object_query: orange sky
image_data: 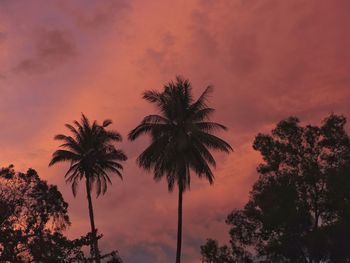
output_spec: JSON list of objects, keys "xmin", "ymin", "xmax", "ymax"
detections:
[{"xmin": 1, "ymin": 1, "xmax": 350, "ymax": 262}]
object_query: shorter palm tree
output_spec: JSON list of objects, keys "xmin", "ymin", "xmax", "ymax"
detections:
[
  {"xmin": 128, "ymin": 76, "xmax": 232, "ymax": 263},
  {"xmin": 49, "ymin": 114, "xmax": 127, "ymax": 263}
]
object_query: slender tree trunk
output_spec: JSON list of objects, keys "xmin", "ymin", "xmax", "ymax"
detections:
[
  {"xmin": 86, "ymin": 178, "xmax": 101, "ymax": 263},
  {"xmin": 176, "ymin": 184, "xmax": 183, "ymax": 263}
]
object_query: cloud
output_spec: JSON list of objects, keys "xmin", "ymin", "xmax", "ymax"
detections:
[
  {"xmin": 57, "ymin": 0, "xmax": 130, "ymax": 30},
  {"xmin": 190, "ymin": 10, "xmax": 218, "ymax": 57},
  {"xmin": 228, "ymin": 33, "xmax": 260, "ymax": 76},
  {"xmin": 0, "ymin": 32, "xmax": 5, "ymax": 42},
  {"xmin": 1, "ymin": 0, "xmax": 350, "ymax": 262},
  {"xmin": 14, "ymin": 29, "xmax": 77, "ymax": 74},
  {"xmin": 138, "ymin": 31, "xmax": 179, "ymax": 75}
]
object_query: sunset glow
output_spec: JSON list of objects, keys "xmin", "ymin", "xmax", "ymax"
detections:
[{"xmin": 1, "ymin": 1, "xmax": 350, "ymax": 262}]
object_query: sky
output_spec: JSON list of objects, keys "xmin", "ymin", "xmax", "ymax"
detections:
[{"xmin": 0, "ymin": 0, "xmax": 350, "ymax": 262}]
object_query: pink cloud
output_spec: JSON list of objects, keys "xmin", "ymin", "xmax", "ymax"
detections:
[{"xmin": 0, "ymin": 0, "xmax": 349, "ymax": 262}]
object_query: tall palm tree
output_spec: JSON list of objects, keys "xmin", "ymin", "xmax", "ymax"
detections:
[
  {"xmin": 128, "ymin": 76, "xmax": 232, "ymax": 263},
  {"xmin": 49, "ymin": 114, "xmax": 127, "ymax": 263}
]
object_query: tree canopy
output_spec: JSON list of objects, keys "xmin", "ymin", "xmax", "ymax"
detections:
[
  {"xmin": 201, "ymin": 114, "xmax": 350, "ymax": 262},
  {"xmin": 0, "ymin": 165, "xmax": 122, "ymax": 262},
  {"xmin": 0, "ymin": 165, "xmax": 92, "ymax": 262}
]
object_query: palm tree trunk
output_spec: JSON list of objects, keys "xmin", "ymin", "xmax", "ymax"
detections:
[
  {"xmin": 176, "ymin": 185, "xmax": 183, "ymax": 263},
  {"xmin": 86, "ymin": 178, "xmax": 101, "ymax": 263}
]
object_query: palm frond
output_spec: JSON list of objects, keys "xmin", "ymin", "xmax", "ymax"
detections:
[
  {"xmin": 64, "ymin": 163, "xmax": 80, "ymax": 179},
  {"xmin": 73, "ymin": 120, "xmax": 83, "ymax": 132},
  {"xmin": 195, "ymin": 122, "xmax": 228, "ymax": 132},
  {"xmin": 49, "ymin": 150, "xmax": 80, "ymax": 166},
  {"xmin": 65, "ymin": 124, "xmax": 79, "ymax": 136},
  {"xmin": 128, "ymin": 123, "xmax": 170, "ymax": 141},
  {"xmin": 196, "ymin": 131, "xmax": 233, "ymax": 153},
  {"xmin": 81, "ymin": 114, "xmax": 91, "ymax": 130},
  {"xmin": 54, "ymin": 134, "xmax": 68, "ymax": 141},
  {"xmin": 71, "ymin": 176, "xmax": 80, "ymax": 197},
  {"xmin": 192, "ymin": 108, "xmax": 215, "ymax": 122},
  {"xmin": 142, "ymin": 114, "xmax": 170, "ymax": 124},
  {"xmin": 189, "ymin": 85, "xmax": 213, "ymax": 113},
  {"xmin": 143, "ymin": 90, "xmax": 162, "ymax": 104},
  {"xmin": 102, "ymin": 119, "xmax": 112, "ymax": 127},
  {"xmin": 192, "ymin": 140, "xmax": 216, "ymax": 167},
  {"xmin": 104, "ymin": 130, "xmax": 122, "ymax": 142}
]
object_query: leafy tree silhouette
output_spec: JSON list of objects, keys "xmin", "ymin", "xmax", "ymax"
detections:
[
  {"xmin": 201, "ymin": 114, "xmax": 350, "ymax": 262},
  {"xmin": 129, "ymin": 76, "xmax": 232, "ymax": 263},
  {"xmin": 49, "ymin": 114, "xmax": 127, "ymax": 263},
  {"xmin": 0, "ymin": 165, "xmax": 91, "ymax": 262}
]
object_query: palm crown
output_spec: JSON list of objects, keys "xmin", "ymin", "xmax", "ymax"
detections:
[
  {"xmin": 129, "ymin": 76, "xmax": 232, "ymax": 191},
  {"xmin": 49, "ymin": 114, "xmax": 127, "ymax": 196}
]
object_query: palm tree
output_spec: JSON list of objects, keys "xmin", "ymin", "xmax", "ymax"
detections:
[
  {"xmin": 128, "ymin": 76, "xmax": 232, "ymax": 263},
  {"xmin": 49, "ymin": 114, "xmax": 127, "ymax": 263}
]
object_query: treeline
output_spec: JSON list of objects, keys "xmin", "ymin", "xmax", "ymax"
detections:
[{"xmin": 0, "ymin": 76, "xmax": 349, "ymax": 263}]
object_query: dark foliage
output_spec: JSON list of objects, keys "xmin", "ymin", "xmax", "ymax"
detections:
[
  {"xmin": 129, "ymin": 76, "xmax": 232, "ymax": 192},
  {"xmin": 200, "ymin": 238, "xmax": 250, "ymax": 263},
  {"xmin": 0, "ymin": 165, "xmax": 91, "ymax": 262},
  {"xmin": 201, "ymin": 114, "xmax": 350, "ymax": 262},
  {"xmin": 49, "ymin": 114, "xmax": 127, "ymax": 197}
]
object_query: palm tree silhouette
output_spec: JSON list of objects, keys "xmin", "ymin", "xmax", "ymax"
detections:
[
  {"xmin": 49, "ymin": 114, "xmax": 127, "ymax": 263},
  {"xmin": 128, "ymin": 76, "xmax": 232, "ymax": 263}
]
